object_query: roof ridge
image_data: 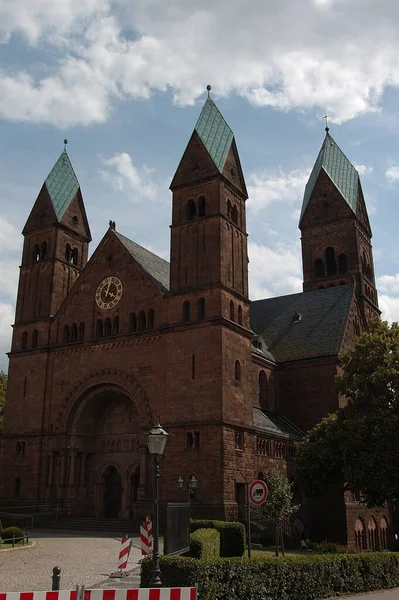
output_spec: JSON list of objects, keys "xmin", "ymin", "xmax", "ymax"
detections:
[
  {"xmin": 45, "ymin": 149, "xmax": 80, "ymax": 221},
  {"xmin": 194, "ymin": 97, "xmax": 234, "ymax": 173}
]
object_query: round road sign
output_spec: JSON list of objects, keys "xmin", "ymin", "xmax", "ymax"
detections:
[{"xmin": 249, "ymin": 479, "xmax": 268, "ymax": 505}]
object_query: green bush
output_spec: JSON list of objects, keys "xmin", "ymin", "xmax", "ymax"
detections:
[
  {"xmin": 1, "ymin": 526, "xmax": 24, "ymax": 544},
  {"xmin": 190, "ymin": 519, "xmax": 245, "ymax": 557},
  {"xmin": 141, "ymin": 552, "xmax": 399, "ymax": 600},
  {"xmin": 190, "ymin": 528, "xmax": 220, "ymax": 559}
]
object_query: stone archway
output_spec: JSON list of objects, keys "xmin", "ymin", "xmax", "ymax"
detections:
[{"xmin": 103, "ymin": 466, "xmax": 122, "ymax": 518}]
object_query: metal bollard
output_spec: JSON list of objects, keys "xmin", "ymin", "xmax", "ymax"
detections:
[{"xmin": 52, "ymin": 566, "xmax": 61, "ymax": 591}]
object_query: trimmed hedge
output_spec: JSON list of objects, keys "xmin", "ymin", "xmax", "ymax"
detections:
[
  {"xmin": 190, "ymin": 519, "xmax": 245, "ymax": 557},
  {"xmin": 1, "ymin": 526, "xmax": 24, "ymax": 544},
  {"xmin": 190, "ymin": 528, "xmax": 220, "ymax": 559},
  {"xmin": 141, "ymin": 552, "xmax": 399, "ymax": 600}
]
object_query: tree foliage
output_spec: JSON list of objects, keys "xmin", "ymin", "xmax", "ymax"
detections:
[
  {"xmin": 0, "ymin": 371, "xmax": 7, "ymax": 431},
  {"xmin": 295, "ymin": 319, "xmax": 399, "ymax": 507}
]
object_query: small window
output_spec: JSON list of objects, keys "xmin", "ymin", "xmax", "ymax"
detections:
[
  {"xmin": 259, "ymin": 370, "xmax": 268, "ymax": 410},
  {"xmin": 65, "ymin": 244, "xmax": 72, "ymax": 262},
  {"xmin": 338, "ymin": 254, "xmax": 347, "ymax": 273},
  {"xmin": 129, "ymin": 312, "xmax": 137, "ymax": 333},
  {"xmin": 314, "ymin": 258, "xmax": 325, "ymax": 278},
  {"xmin": 235, "ymin": 431, "xmax": 244, "ymax": 450},
  {"xmin": 32, "ymin": 244, "xmax": 40, "ymax": 263},
  {"xmin": 112, "ymin": 316, "xmax": 119, "ymax": 335},
  {"xmin": 70, "ymin": 323, "xmax": 78, "ymax": 342},
  {"xmin": 63, "ymin": 325, "xmax": 70, "ymax": 343},
  {"xmin": 32, "ymin": 329, "xmax": 38, "ymax": 348},
  {"xmin": 198, "ymin": 298, "xmax": 205, "ymax": 320},
  {"xmin": 16, "ymin": 441, "xmax": 25, "ymax": 456},
  {"xmin": 183, "ymin": 301, "xmax": 190, "ymax": 323},
  {"xmin": 198, "ymin": 196, "xmax": 206, "ymax": 217},
  {"xmin": 231, "ymin": 205, "xmax": 238, "ymax": 225},
  {"xmin": 238, "ymin": 305, "xmax": 243, "ymax": 325},
  {"xmin": 79, "ymin": 322, "xmax": 85, "ymax": 341},
  {"xmin": 235, "ymin": 359, "xmax": 241, "ymax": 382},
  {"xmin": 226, "ymin": 199, "xmax": 232, "ymax": 219},
  {"xmin": 21, "ymin": 331, "xmax": 28, "ymax": 350},
  {"xmin": 186, "ymin": 431, "xmax": 200, "ymax": 449},
  {"xmin": 40, "ymin": 241, "xmax": 47, "ymax": 260},
  {"xmin": 187, "ymin": 199, "xmax": 196, "ymax": 220},
  {"xmin": 229, "ymin": 300, "xmax": 235, "ymax": 321},
  {"xmin": 147, "ymin": 309, "xmax": 154, "ymax": 329},
  {"xmin": 138, "ymin": 310, "xmax": 146, "ymax": 331},
  {"xmin": 96, "ymin": 319, "xmax": 103, "ymax": 338},
  {"xmin": 72, "ymin": 215, "xmax": 79, "ymax": 226},
  {"xmin": 325, "ymin": 247, "xmax": 337, "ymax": 275},
  {"xmin": 14, "ymin": 477, "xmax": 21, "ymax": 498},
  {"xmin": 71, "ymin": 247, "xmax": 78, "ymax": 266},
  {"xmin": 104, "ymin": 318, "xmax": 112, "ymax": 336}
]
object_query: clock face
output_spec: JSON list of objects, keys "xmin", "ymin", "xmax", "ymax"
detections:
[{"xmin": 95, "ymin": 277, "xmax": 123, "ymax": 310}]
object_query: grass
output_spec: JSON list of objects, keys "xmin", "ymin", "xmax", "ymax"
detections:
[
  {"xmin": 0, "ymin": 539, "xmax": 32, "ymax": 550},
  {"xmin": 248, "ymin": 547, "xmax": 321, "ymax": 558}
]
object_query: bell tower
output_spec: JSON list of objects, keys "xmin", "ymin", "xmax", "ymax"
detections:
[
  {"xmin": 169, "ymin": 88, "xmax": 249, "ymax": 301},
  {"xmin": 299, "ymin": 128, "xmax": 379, "ymax": 326},
  {"xmin": 12, "ymin": 141, "xmax": 91, "ymax": 350}
]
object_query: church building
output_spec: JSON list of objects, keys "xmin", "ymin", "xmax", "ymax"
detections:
[{"xmin": 0, "ymin": 94, "xmax": 390, "ymax": 549}]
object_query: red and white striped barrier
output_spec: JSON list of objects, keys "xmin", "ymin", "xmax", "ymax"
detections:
[
  {"xmin": 0, "ymin": 589, "xmax": 196, "ymax": 600},
  {"xmin": 140, "ymin": 515, "xmax": 153, "ymax": 556},
  {"xmin": 117, "ymin": 536, "xmax": 132, "ymax": 570}
]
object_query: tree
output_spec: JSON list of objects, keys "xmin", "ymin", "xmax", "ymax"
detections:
[
  {"xmin": 295, "ymin": 319, "xmax": 399, "ymax": 507},
  {"xmin": 0, "ymin": 371, "xmax": 7, "ymax": 431},
  {"xmin": 253, "ymin": 470, "xmax": 298, "ymax": 556}
]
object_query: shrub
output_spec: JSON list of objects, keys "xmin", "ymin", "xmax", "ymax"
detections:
[
  {"xmin": 190, "ymin": 519, "xmax": 245, "ymax": 557},
  {"xmin": 1, "ymin": 526, "xmax": 24, "ymax": 544},
  {"xmin": 141, "ymin": 552, "xmax": 399, "ymax": 600},
  {"xmin": 190, "ymin": 528, "xmax": 220, "ymax": 559}
]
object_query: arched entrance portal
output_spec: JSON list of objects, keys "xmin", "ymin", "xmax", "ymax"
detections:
[{"xmin": 103, "ymin": 466, "xmax": 122, "ymax": 518}]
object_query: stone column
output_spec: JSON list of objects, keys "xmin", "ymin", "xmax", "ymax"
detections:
[
  {"xmin": 137, "ymin": 445, "xmax": 147, "ymax": 500},
  {"xmin": 79, "ymin": 453, "xmax": 87, "ymax": 487},
  {"xmin": 60, "ymin": 451, "xmax": 66, "ymax": 486},
  {"xmin": 48, "ymin": 452, "xmax": 55, "ymax": 486},
  {"xmin": 69, "ymin": 451, "xmax": 77, "ymax": 486}
]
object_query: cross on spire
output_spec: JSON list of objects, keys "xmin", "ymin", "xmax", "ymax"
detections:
[{"xmin": 322, "ymin": 114, "xmax": 330, "ymax": 132}]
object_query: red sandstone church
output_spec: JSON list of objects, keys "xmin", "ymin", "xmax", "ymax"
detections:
[{"xmin": 0, "ymin": 95, "xmax": 390, "ymax": 548}]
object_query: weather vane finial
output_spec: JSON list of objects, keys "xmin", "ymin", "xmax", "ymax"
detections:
[
  {"xmin": 322, "ymin": 114, "xmax": 330, "ymax": 133},
  {"xmin": 206, "ymin": 84, "xmax": 211, "ymax": 98},
  {"xmin": 63, "ymin": 139, "xmax": 68, "ymax": 151}
]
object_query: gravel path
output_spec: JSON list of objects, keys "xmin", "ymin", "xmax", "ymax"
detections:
[{"xmin": 0, "ymin": 530, "xmax": 143, "ymax": 592}]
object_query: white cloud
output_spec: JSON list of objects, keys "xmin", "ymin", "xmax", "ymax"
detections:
[
  {"xmin": 385, "ymin": 165, "xmax": 399, "ymax": 184},
  {"xmin": 354, "ymin": 164, "xmax": 373, "ymax": 175},
  {"xmin": 248, "ymin": 241, "xmax": 302, "ymax": 300},
  {"xmin": 2, "ymin": 1, "xmax": 399, "ymax": 125},
  {"xmin": 247, "ymin": 168, "xmax": 310, "ymax": 212},
  {"xmin": 100, "ymin": 152, "xmax": 157, "ymax": 201},
  {"xmin": 378, "ymin": 294, "xmax": 399, "ymax": 324},
  {"xmin": 0, "ymin": 218, "xmax": 22, "ymax": 253},
  {"xmin": 377, "ymin": 273, "xmax": 399, "ymax": 295},
  {"xmin": 0, "ymin": 303, "xmax": 14, "ymax": 371}
]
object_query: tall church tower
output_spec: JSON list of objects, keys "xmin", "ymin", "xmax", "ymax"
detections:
[
  {"xmin": 12, "ymin": 142, "xmax": 91, "ymax": 352},
  {"xmin": 170, "ymin": 90, "xmax": 249, "ymax": 306},
  {"xmin": 299, "ymin": 129, "xmax": 379, "ymax": 326}
]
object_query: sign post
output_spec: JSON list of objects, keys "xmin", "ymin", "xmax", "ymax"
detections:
[{"xmin": 247, "ymin": 479, "xmax": 268, "ymax": 558}]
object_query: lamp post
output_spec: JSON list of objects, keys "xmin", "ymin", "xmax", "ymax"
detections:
[
  {"xmin": 177, "ymin": 474, "xmax": 198, "ymax": 499},
  {"xmin": 147, "ymin": 417, "xmax": 169, "ymax": 588}
]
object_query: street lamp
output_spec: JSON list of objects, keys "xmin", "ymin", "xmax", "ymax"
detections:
[
  {"xmin": 178, "ymin": 474, "xmax": 198, "ymax": 498},
  {"xmin": 147, "ymin": 417, "xmax": 169, "ymax": 588}
]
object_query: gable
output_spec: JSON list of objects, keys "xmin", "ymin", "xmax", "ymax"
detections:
[
  {"xmin": 300, "ymin": 169, "xmax": 356, "ymax": 228},
  {"xmin": 170, "ymin": 131, "xmax": 220, "ymax": 190},
  {"xmin": 221, "ymin": 139, "xmax": 248, "ymax": 198},
  {"xmin": 59, "ymin": 189, "xmax": 92, "ymax": 241},
  {"xmin": 22, "ymin": 184, "xmax": 58, "ymax": 234}
]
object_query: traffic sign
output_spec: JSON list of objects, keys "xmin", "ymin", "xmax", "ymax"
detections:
[{"xmin": 249, "ymin": 479, "xmax": 268, "ymax": 505}]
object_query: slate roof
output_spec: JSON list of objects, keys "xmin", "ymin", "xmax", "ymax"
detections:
[
  {"xmin": 250, "ymin": 285, "xmax": 354, "ymax": 363},
  {"xmin": 253, "ymin": 407, "xmax": 303, "ymax": 440},
  {"xmin": 300, "ymin": 132, "xmax": 359, "ymax": 223},
  {"xmin": 195, "ymin": 97, "xmax": 234, "ymax": 173},
  {"xmin": 114, "ymin": 231, "xmax": 170, "ymax": 295},
  {"xmin": 45, "ymin": 150, "xmax": 80, "ymax": 221}
]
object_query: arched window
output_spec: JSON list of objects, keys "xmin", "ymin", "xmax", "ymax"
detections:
[
  {"xmin": 138, "ymin": 310, "xmax": 146, "ymax": 331},
  {"xmin": 40, "ymin": 241, "xmax": 47, "ymax": 260},
  {"xmin": 183, "ymin": 301, "xmax": 190, "ymax": 323},
  {"xmin": 198, "ymin": 196, "xmax": 206, "ymax": 217},
  {"xmin": 380, "ymin": 517, "xmax": 388, "ymax": 550},
  {"xmin": 104, "ymin": 318, "xmax": 112, "ymax": 336},
  {"xmin": 235, "ymin": 359, "xmax": 241, "ymax": 382},
  {"xmin": 32, "ymin": 329, "xmax": 38, "ymax": 348},
  {"xmin": 112, "ymin": 316, "xmax": 119, "ymax": 335},
  {"xmin": 21, "ymin": 331, "xmax": 27, "ymax": 350},
  {"xmin": 314, "ymin": 258, "xmax": 325, "ymax": 278},
  {"xmin": 79, "ymin": 322, "xmax": 85, "ymax": 341},
  {"xmin": 147, "ymin": 309, "xmax": 154, "ymax": 329},
  {"xmin": 129, "ymin": 312, "xmax": 137, "ymax": 333},
  {"xmin": 338, "ymin": 254, "xmax": 347, "ymax": 273},
  {"xmin": 229, "ymin": 300, "xmax": 235, "ymax": 321},
  {"xmin": 259, "ymin": 370, "xmax": 268, "ymax": 410},
  {"xmin": 71, "ymin": 247, "xmax": 78, "ymax": 266},
  {"xmin": 226, "ymin": 199, "xmax": 232, "ymax": 219},
  {"xmin": 63, "ymin": 325, "xmax": 70, "ymax": 343},
  {"xmin": 231, "ymin": 205, "xmax": 238, "ymax": 224},
  {"xmin": 65, "ymin": 244, "xmax": 72, "ymax": 262},
  {"xmin": 368, "ymin": 517, "xmax": 378, "ymax": 551},
  {"xmin": 14, "ymin": 477, "xmax": 21, "ymax": 498},
  {"xmin": 70, "ymin": 323, "xmax": 78, "ymax": 342},
  {"xmin": 198, "ymin": 298, "xmax": 205, "ymax": 320},
  {"xmin": 238, "ymin": 305, "xmax": 243, "ymax": 325},
  {"xmin": 187, "ymin": 199, "xmax": 196, "ymax": 220},
  {"xmin": 32, "ymin": 244, "xmax": 40, "ymax": 263},
  {"xmin": 96, "ymin": 319, "xmax": 103, "ymax": 338},
  {"xmin": 325, "ymin": 247, "xmax": 337, "ymax": 275}
]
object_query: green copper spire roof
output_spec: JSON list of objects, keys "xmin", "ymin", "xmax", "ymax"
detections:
[
  {"xmin": 300, "ymin": 132, "xmax": 359, "ymax": 223},
  {"xmin": 195, "ymin": 96, "xmax": 234, "ymax": 173},
  {"xmin": 45, "ymin": 147, "xmax": 80, "ymax": 221}
]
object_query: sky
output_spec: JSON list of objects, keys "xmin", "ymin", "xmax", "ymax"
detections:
[{"xmin": 1, "ymin": 0, "xmax": 399, "ymax": 371}]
